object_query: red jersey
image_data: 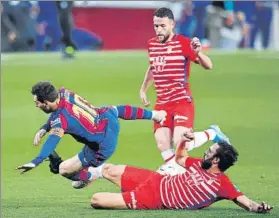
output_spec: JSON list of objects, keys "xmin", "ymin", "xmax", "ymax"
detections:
[
  {"xmin": 159, "ymin": 158, "xmax": 243, "ymax": 210},
  {"xmin": 147, "ymin": 34, "xmax": 197, "ymax": 105}
]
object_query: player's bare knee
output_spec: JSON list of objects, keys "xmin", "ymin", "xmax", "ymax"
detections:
[
  {"xmin": 104, "ymin": 165, "xmax": 126, "ymax": 179},
  {"xmin": 90, "ymin": 193, "xmax": 103, "ymax": 209},
  {"xmin": 102, "ymin": 163, "xmax": 115, "ymax": 178},
  {"xmin": 156, "ymin": 137, "xmax": 171, "ymax": 151},
  {"xmin": 58, "ymin": 161, "xmax": 71, "ymax": 175},
  {"xmin": 155, "ymin": 128, "xmax": 172, "ymax": 152}
]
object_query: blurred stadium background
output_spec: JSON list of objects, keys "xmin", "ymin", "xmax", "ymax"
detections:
[
  {"xmin": 1, "ymin": 1, "xmax": 279, "ymax": 52},
  {"xmin": 2, "ymin": 1, "xmax": 279, "ymax": 218}
]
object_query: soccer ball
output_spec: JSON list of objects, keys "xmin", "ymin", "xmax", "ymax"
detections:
[{"xmin": 157, "ymin": 162, "xmax": 186, "ymax": 176}]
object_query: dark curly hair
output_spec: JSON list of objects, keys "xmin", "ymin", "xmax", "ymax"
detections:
[
  {"xmin": 31, "ymin": 81, "xmax": 58, "ymax": 103},
  {"xmin": 215, "ymin": 140, "xmax": 239, "ymax": 172}
]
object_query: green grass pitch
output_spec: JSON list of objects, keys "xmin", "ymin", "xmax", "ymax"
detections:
[{"xmin": 2, "ymin": 50, "xmax": 279, "ymax": 217}]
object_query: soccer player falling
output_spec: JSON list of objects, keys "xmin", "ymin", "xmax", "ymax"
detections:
[
  {"xmin": 88, "ymin": 129, "xmax": 273, "ymax": 214},
  {"xmin": 140, "ymin": 7, "xmax": 219, "ymax": 174},
  {"xmin": 16, "ymin": 81, "xmax": 167, "ymax": 185}
]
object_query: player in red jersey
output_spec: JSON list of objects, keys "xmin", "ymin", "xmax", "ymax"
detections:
[
  {"xmin": 88, "ymin": 129, "xmax": 273, "ymax": 213},
  {"xmin": 140, "ymin": 7, "xmax": 214, "ymax": 171}
]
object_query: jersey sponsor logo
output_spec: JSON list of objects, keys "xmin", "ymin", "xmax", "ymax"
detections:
[
  {"xmin": 176, "ymin": 120, "xmax": 186, "ymax": 123},
  {"xmin": 174, "ymin": 115, "xmax": 188, "ymax": 121},
  {"xmin": 64, "ymin": 90, "xmax": 70, "ymax": 100},
  {"xmin": 167, "ymin": 45, "xmax": 172, "ymax": 54},
  {"xmin": 50, "ymin": 118, "xmax": 61, "ymax": 127},
  {"xmin": 153, "ymin": 56, "xmax": 166, "ymax": 72},
  {"xmin": 207, "ymin": 178, "xmax": 217, "ymax": 185}
]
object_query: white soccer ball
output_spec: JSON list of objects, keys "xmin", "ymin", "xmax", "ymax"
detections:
[{"xmin": 157, "ymin": 162, "xmax": 186, "ymax": 176}]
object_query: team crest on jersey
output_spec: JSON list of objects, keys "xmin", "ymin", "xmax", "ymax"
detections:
[
  {"xmin": 207, "ymin": 177, "xmax": 217, "ymax": 185},
  {"xmin": 64, "ymin": 90, "xmax": 70, "ymax": 100},
  {"xmin": 152, "ymin": 56, "xmax": 166, "ymax": 72},
  {"xmin": 167, "ymin": 45, "xmax": 172, "ymax": 54}
]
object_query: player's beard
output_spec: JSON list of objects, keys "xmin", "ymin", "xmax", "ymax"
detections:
[
  {"xmin": 41, "ymin": 107, "xmax": 53, "ymax": 114},
  {"xmin": 201, "ymin": 156, "xmax": 214, "ymax": 170},
  {"xmin": 157, "ymin": 33, "xmax": 170, "ymax": 43}
]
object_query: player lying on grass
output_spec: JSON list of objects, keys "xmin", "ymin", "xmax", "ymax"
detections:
[
  {"xmin": 87, "ymin": 129, "xmax": 273, "ymax": 213},
  {"xmin": 16, "ymin": 81, "xmax": 168, "ymax": 182},
  {"xmin": 72, "ymin": 124, "xmax": 229, "ymax": 189}
]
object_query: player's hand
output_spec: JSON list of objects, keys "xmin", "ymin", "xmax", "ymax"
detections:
[
  {"xmin": 16, "ymin": 163, "xmax": 36, "ymax": 174},
  {"xmin": 182, "ymin": 128, "xmax": 194, "ymax": 142},
  {"xmin": 33, "ymin": 129, "xmax": 46, "ymax": 146},
  {"xmin": 257, "ymin": 202, "xmax": 273, "ymax": 213},
  {"xmin": 191, "ymin": 37, "xmax": 202, "ymax": 54},
  {"xmin": 8, "ymin": 31, "xmax": 17, "ymax": 42},
  {"xmin": 152, "ymin": 110, "xmax": 167, "ymax": 125},
  {"xmin": 140, "ymin": 90, "xmax": 150, "ymax": 107}
]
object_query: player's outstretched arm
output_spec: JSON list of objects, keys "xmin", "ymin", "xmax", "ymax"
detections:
[
  {"xmin": 175, "ymin": 129, "xmax": 194, "ymax": 167},
  {"xmin": 16, "ymin": 128, "xmax": 64, "ymax": 174},
  {"xmin": 234, "ymin": 195, "xmax": 273, "ymax": 213},
  {"xmin": 140, "ymin": 66, "xmax": 153, "ymax": 107}
]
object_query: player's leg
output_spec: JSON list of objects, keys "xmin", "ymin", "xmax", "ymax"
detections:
[
  {"xmin": 85, "ymin": 164, "xmax": 151, "ymax": 189},
  {"xmin": 73, "ymin": 163, "xmax": 122, "ymax": 189},
  {"xmin": 153, "ymin": 103, "xmax": 175, "ymax": 162},
  {"xmin": 91, "ymin": 192, "xmax": 128, "ymax": 209},
  {"xmin": 58, "ymin": 153, "xmax": 95, "ymax": 182},
  {"xmin": 75, "ymin": 161, "xmax": 160, "ymax": 192},
  {"xmin": 48, "ymin": 150, "xmax": 63, "ymax": 174},
  {"xmin": 154, "ymin": 124, "xmax": 187, "ymax": 176},
  {"xmin": 155, "ymin": 127, "xmax": 173, "ymax": 161},
  {"xmin": 71, "ymin": 143, "xmax": 116, "ymax": 186},
  {"xmin": 104, "ymin": 164, "xmax": 160, "ymax": 192},
  {"xmin": 47, "ymin": 150, "xmax": 89, "ymax": 181},
  {"xmin": 59, "ymin": 154, "xmax": 83, "ymax": 175},
  {"xmin": 55, "ymin": 1, "xmax": 77, "ymax": 58},
  {"xmin": 91, "ymin": 166, "xmax": 164, "ymax": 210},
  {"xmin": 174, "ymin": 126, "xmax": 215, "ymax": 151},
  {"xmin": 155, "ymin": 126, "xmax": 187, "ymax": 175},
  {"xmin": 172, "ymin": 100, "xmax": 212, "ymax": 150},
  {"xmin": 158, "ymin": 100, "xmax": 210, "ymax": 175},
  {"xmin": 172, "ymin": 100, "xmax": 230, "ymax": 150},
  {"xmin": 100, "ymin": 163, "xmax": 125, "ymax": 186},
  {"xmin": 72, "ymin": 115, "xmax": 120, "ymax": 189},
  {"xmin": 114, "ymin": 105, "xmax": 166, "ymax": 124},
  {"xmin": 73, "ymin": 116, "xmax": 162, "ymax": 189}
]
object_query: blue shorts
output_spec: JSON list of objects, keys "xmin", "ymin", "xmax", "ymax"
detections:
[{"xmin": 78, "ymin": 107, "xmax": 120, "ymax": 167}]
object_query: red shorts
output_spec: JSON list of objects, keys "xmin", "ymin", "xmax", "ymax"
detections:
[
  {"xmin": 121, "ymin": 166, "xmax": 165, "ymax": 210},
  {"xmin": 154, "ymin": 99, "xmax": 195, "ymax": 132}
]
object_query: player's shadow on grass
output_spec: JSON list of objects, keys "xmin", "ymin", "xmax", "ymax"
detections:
[
  {"xmin": 89, "ymin": 207, "xmax": 249, "ymax": 213},
  {"xmin": 88, "ymin": 208, "xmax": 277, "ymax": 217}
]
